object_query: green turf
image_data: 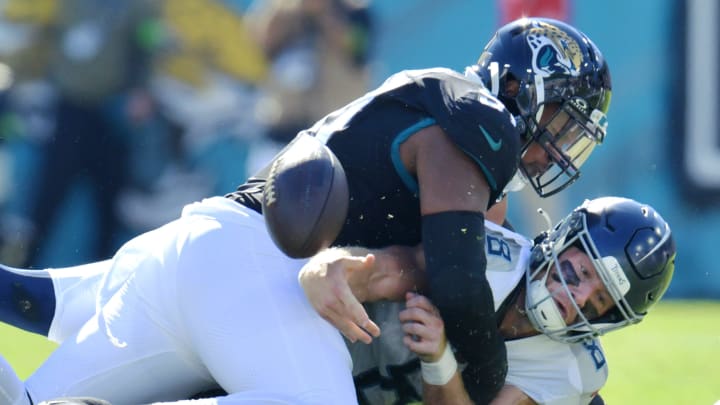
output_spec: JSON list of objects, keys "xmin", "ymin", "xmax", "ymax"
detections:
[
  {"xmin": 0, "ymin": 323, "xmax": 57, "ymax": 378},
  {"xmin": 600, "ymin": 300, "xmax": 720, "ymax": 404},
  {"xmin": 1, "ymin": 300, "xmax": 719, "ymax": 403}
]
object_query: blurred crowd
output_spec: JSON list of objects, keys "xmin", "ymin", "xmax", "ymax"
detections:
[{"xmin": 0, "ymin": 0, "xmax": 374, "ymax": 268}]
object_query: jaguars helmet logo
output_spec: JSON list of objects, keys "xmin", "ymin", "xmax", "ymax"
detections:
[{"xmin": 527, "ymin": 21, "xmax": 583, "ymax": 78}]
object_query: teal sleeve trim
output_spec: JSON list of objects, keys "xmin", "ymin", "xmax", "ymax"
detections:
[
  {"xmin": 465, "ymin": 152, "xmax": 497, "ymax": 191},
  {"xmin": 390, "ymin": 117, "xmax": 437, "ymax": 195}
]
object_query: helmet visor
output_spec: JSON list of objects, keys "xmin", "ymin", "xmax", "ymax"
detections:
[{"xmin": 524, "ymin": 99, "xmax": 608, "ymax": 197}]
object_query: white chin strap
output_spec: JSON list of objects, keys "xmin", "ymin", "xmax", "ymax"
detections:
[
  {"xmin": 534, "ymin": 75, "xmax": 545, "ymax": 122},
  {"xmin": 527, "ymin": 279, "xmax": 566, "ymax": 332},
  {"xmin": 503, "ymin": 171, "xmax": 528, "ymax": 194}
]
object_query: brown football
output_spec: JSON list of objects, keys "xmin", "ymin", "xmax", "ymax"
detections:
[{"xmin": 262, "ymin": 135, "xmax": 349, "ymax": 258}]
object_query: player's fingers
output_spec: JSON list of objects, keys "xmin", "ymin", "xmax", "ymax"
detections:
[
  {"xmin": 343, "ymin": 297, "xmax": 381, "ymax": 339},
  {"xmin": 347, "ymin": 302, "xmax": 380, "ymax": 338},
  {"xmin": 402, "ymin": 321, "xmax": 445, "ymax": 361},
  {"xmin": 402, "ymin": 317, "xmax": 441, "ymax": 338},
  {"xmin": 398, "ymin": 306, "xmax": 439, "ymax": 325},
  {"xmin": 364, "ymin": 319, "xmax": 381, "ymax": 338},
  {"xmin": 342, "ymin": 253, "xmax": 376, "ymax": 274},
  {"xmin": 401, "ymin": 319, "xmax": 429, "ymax": 337},
  {"xmin": 402, "ymin": 334, "xmax": 436, "ymax": 357},
  {"xmin": 323, "ymin": 307, "xmax": 374, "ymax": 344},
  {"xmin": 336, "ymin": 281, "xmax": 381, "ymax": 340},
  {"xmin": 339, "ymin": 280, "xmax": 379, "ymax": 337},
  {"xmin": 405, "ymin": 292, "xmax": 440, "ymax": 315},
  {"xmin": 342, "ymin": 321, "xmax": 374, "ymax": 344},
  {"xmin": 399, "ymin": 307, "xmax": 444, "ymax": 347}
]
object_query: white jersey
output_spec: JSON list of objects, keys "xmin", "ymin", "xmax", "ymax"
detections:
[{"xmin": 350, "ymin": 221, "xmax": 608, "ymax": 405}]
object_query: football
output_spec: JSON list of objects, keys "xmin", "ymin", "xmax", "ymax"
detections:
[{"xmin": 262, "ymin": 134, "xmax": 349, "ymax": 258}]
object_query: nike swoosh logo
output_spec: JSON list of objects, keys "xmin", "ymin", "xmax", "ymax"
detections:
[{"xmin": 479, "ymin": 125, "xmax": 503, "ymax": 151}]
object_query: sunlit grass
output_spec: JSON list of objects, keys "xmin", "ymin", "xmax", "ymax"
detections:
[
  {"xmin": 0, "ymin": 322, "xmax": 57, "ymax": 378},
  {"xmin": 601, "ymin": 300, "xmax": 720, "ymax": 404}
]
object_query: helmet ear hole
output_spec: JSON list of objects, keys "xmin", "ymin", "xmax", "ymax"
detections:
[
  {"xmin": 498, "ymin": 76, "xmax": 521, "ymax": 117},
  {"xmin": 503, "ymin": 76, "xmax": 520, "ymax": 97}
]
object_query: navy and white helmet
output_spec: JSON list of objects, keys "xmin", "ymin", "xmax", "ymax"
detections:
[
  {"xmin": 525, "ymin": 197, "xmax": 676, "ymax": 343},
  {"xmin": 471, "ymin": 17, "xmax": 612, "ymax": 197}
]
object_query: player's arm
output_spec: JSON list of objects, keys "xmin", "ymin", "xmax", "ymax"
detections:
[
  {"xmin": 403, "ymin": 124, "xmax": 507, "ymax": 400},
  {"xmin": 400, "ymin": 292, "xmax": 472, "ymax": 404},
  {"xmin": 486, "ymin": 198, "xmax": 508, "ymax": 226},
  {"xmin": 402, "ymin": 293, "xmax": 536, "ymax": 405},
  {"xmin": 419, "ymin": 367, "xmax": 536, "ymax": 405},
  {"xmin": 299, "ymin": 244, "xmax": 426, "ymax": 343}
]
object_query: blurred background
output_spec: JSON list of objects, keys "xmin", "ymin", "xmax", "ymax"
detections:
[{"xmin": 0, "ymin": 0, "xmax": 717, "ymax": 300}]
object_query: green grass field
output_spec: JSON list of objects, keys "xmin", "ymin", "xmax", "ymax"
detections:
[
  {"xmin": 600, "ymin": 300, "xmax": 720, "ymax": 404},
  {"xmin": 1, "ymin": 300, "xmax": 719, "ymax": 404}
]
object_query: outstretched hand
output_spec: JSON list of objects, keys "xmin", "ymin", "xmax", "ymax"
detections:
[{"xmin": 299, "ymin": 253, "xmax": 381, "ymax": 344}]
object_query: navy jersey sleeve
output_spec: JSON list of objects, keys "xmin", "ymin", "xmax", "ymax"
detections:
[{"xmin": 387, "ymin": 70, "xmax": 521, "ymax": 206}]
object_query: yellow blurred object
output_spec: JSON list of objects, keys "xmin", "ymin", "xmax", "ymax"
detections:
[
  {"xmin": 3, "ymin": 0, "xmax": 57, "ymax": 25},
  {"xmin": 160, "ymin": 0, "xmax": 268, "ymax": 87}
]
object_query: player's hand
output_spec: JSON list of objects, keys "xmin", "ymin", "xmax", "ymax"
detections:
[
  {"xmin": 399, "ymin": 292, "xmax": 447, "ymax": 362},
  {"xmin": 299, "ymin": 253, "xmax": 381, "ymax": 344}
]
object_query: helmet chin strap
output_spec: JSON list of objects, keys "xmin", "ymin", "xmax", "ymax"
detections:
[
  {"xmin": 488, "ymin": 62, "xmax": 500, "ymax": 95},
  {"xmin": 503, "ymin": 171, "xmax": 528, "ymax": 194},
  {"xmin": 526, "ymin": 277, "xmax": 567, "ymax": 333},
  {"xmin": 533, "ymin": 75, "xmax": 545, "ymax": 123}
]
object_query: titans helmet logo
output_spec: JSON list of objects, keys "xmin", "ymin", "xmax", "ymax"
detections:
[{"xmin": 527, "ymin": 22, "xmax": 583, "ymax": 78}]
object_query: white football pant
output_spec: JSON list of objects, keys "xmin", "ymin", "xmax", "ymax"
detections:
[{"xmin": 24, "ymin": 197, "xmax": 357, "ymax": 405}]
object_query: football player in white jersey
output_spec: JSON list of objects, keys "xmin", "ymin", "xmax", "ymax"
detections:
[
  {"xmin": 302, "ymin": 196, "xmax": 675, "ymax": 404},
  {"xmin": 0, "ymin": 196, "xmax": 674, "ymax": 405}
]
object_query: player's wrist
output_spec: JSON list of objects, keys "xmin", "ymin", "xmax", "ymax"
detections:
[{"xmin": 421, "ymin": 343, "xmax": 458, "ymax": 386}]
